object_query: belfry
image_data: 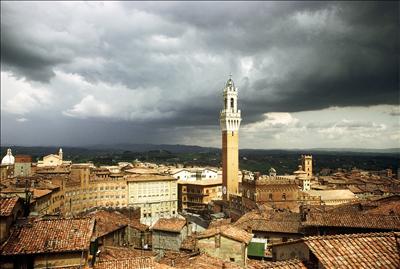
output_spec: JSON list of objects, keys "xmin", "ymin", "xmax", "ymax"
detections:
[{"xmin": 220, "ymin": 75, "xmax": 241, "ymax": 201}]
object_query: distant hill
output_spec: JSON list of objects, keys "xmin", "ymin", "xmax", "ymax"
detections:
[
  {"xmin": 1, "ymin": 144, "xmax": 398, "ymax": 174},
  {"xmin": 85, "ymin": 143, "xmax": 219, "ymax": 153}
]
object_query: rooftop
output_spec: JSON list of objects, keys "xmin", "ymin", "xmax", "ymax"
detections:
[
  {"xmin": 306, "ymin": 189, "xmax": 357, "ymax": 201},
  {"xmin": 305, "ymin": 232, "xmax": 400, "ymax": 268},
  {"xmin": 235, "ymin": 210, "xmax": 302, "ymax": 234},
  {"xmin": 94, "ymin": 257, "xmax": 172, "ymax": 269},
  {"xmin": 160, "ymin": 252, "xmax": 241, "ymax": 269},
  {"xmin": 126, "ymin": 174, "xmax": 176, "ymax": 182},
  {"xmin": 303, "ymin": 211, "xmax": 400, "ymax": 230},
  {"xmin": 87, "ymin": 210, "xmax": 148, "ymax": 238},
  {"xmin": 197, "ymin": 225, "xmax": 253, "ymax": 244},
  {"xmin": 1, "ymin": 218, "xmax": 95, "ymax": 255},
  {"xmin": 177, "ymin": 179, "xmax": 222, "ymax": 186},
  {"xmin": 0, "ymin": 196, "xmax": 20, "ymax": 217},
  {"xmin": 98, "ymin": 246, "xmax": 155, "ymax": 262},
  {"xmin": 247, "ymin": 259, "xmax": 307, "ymax": 269},
  {"xmin": 151, "ymin": 218, "xmax": 187, "ymax": 233}
]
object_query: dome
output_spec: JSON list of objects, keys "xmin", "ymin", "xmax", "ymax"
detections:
[
  {"xmin": 293, "ymin": 165, "xmax": 306, "ymax": 175},
  {"xmin": 269, "ymin": 167, "xmax": 276, "ymax": 173},
  {"xmin": 1, "ymin": 148, "xmax": 15, "ymax": 165}
]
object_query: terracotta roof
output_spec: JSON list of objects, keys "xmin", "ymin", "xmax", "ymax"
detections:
[
  {"xmin": 31, "ymin": 188, "xmax": 53, "ymax": 199},
  {"xmin": 197, "ymin": 225, "xmax": 253, "ymax": 244},
  {"xmin": 208, "ymin": 218, "xmax": 231, "ymax": 228},
  {"xmin": 160, "ymin": 252, "xmax": 242, "ymax": 269},
  {"xmin": 151, "ymin": 218, "xmax": 187, "ymax": 233},
  {"xmin": 303, "ymin": 212, "xmax": 400, "ymax": 230},
  {"xmin": 304, "ymin": 232, "xmax": 400, "ymax": 269},
  {"xmin": 126, "ymin": 174, "xmax": 176, "ymax": 182},
  {"xmin": 1, "ymin": 218, "xmax": 95, "ymax": 255},
  {"xmin": 98, "ymin": 246, "xmax": 155, "ymax": 262},
  {"xmin": 347, "ymin": 185, "xmax": 364, "ymax": 193},
  {"xmin": 88, "ymin": 210, "xmax": 148, "ymax": 238},
  {"xmin": 306, "ymin": 189, "xmax": 357, "ymax": 201},
  {"xmin": 235, "ymin": 210, "xmax": 302, "ymax": 234},
  {"xmin": 0, "ymin": 196, "xmax": 20, "ymax": 217},
  {"xmin": 94, "ymin": 257, "xmax": 172, "ymax": 269},
  {"xmin": 247, "ymin": 259, "xmax": 307, "ymax": 269},
  {"xmin": 365, "ymin": 201, "xmax": 400, "ymax": 215}
]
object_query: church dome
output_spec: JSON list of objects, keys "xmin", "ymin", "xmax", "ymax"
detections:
[
  {"xmin": 293, "ymin": 165, "xmax": 306, "ymax": 175},
  {"xmin": 1, "ymin": 148, "xmax": 15, "ymax": 165},
  {"xmin": 269, "ymin": 167, "xmax": 276, "ymax": 173}
]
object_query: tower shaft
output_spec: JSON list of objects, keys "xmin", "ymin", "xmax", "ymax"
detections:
[{"xmin": 222, "ymin": 130, "xmax": 239, "ymax": 200}]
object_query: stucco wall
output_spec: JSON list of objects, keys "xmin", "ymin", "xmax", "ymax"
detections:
[{"xmin": 198, "ymin": 235, "xmax": 246, "ymax": 267}]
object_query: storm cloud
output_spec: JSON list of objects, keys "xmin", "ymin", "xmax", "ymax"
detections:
[{"xmin": 1, "ymin": 1, "xmax": 399, "ymax": 148}]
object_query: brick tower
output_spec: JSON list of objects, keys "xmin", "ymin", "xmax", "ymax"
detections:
[{"xmin": 220, "ymin": 75, "xmax": 241, "ymax": 201}]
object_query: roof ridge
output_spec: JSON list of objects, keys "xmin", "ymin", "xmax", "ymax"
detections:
[{"xmin": 305, "ymin": 231, "xmax": 395, "ymax": 241}]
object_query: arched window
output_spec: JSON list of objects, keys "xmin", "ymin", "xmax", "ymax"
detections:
[
  {"xmin": 282, "ymin": 193, "xmax": 286, "ymax": 200},
  {"xmin": 230, "ymin": 98, "xmax": 234, "ymax": 110},
  {"xmin": 225, "ymin": 98, "xmax": 227, "ymax": 109},
  {"xmin": 269, "ymin": 193, "xmax": 273, "ymax": 200}
]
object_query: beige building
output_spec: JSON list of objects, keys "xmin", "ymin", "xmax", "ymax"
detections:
[
  {"xmin": 178, "ymin": 179, "xmax": 222, "ymax": 212},
  {"xmin": 64, "ymin": 164, "xmax": 128, "ymax": 215},
  {"xmin": 14, "ymin": 155, "xmax": 32, "ymax": 177},
  {"xmin": 220, "ymin": 76, "xmax": 241, "ymax": 201},
  {"xmin": 196, "ymin": 225, "xmax": 252, "ymax": 267},
  {"xmin": 37, "ymin": 148, "xmax": 71, "ymax": 167},
  {"xmin": 127, "ymin": 174, "xmax": 178, "ymax": 225}
]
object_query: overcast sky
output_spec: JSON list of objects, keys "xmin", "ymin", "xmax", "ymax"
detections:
[{"xmin": 1, "ymin": 1, "xmax": 399, "ymax": 149}]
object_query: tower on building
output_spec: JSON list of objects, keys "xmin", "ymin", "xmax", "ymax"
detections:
[
  {"xmin": 301, "ymin": 155, "xmax": 313, "ymax": 178},
  {"xmin": 59, "ymin": 148, "xmax": 63, "ymax": 160},
  {"xmin": 220, "ymin": 75, "xmax": 241, "ymax": 201}
]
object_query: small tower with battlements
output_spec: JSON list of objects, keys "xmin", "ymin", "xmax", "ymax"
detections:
[
  {"xmin": 220, "ymin": 75, "xmax": 242, "ymax": 201},
  {"xmin": 301, "ymin": 155, "xmax": 313, "ymax": 178}
]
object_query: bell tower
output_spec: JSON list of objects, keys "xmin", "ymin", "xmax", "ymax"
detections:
[{"xmin": 220, "ymin": 75, "xmax": 241, "ymax": 201}]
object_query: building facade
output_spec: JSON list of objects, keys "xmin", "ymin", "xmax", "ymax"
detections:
[
  {"xmin": 220, "ymin": 76, "xmax": 241, "ymax": 201},
  {"xmin": 178, "ymin": 179, "xmax": 222, "ymax": 212},
  {"xmin": 127, "ymin": 174, "xmax": 178, "ymax": 225},
  {"xmin": 14, "ymin": 155, "xmax": 32, "ymax": 177}
]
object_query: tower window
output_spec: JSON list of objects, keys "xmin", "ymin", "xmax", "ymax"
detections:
[
  {"xmin": 225, "ymin": 98, "xmax": 227, "ymax": 109},
  {"xmin": 282, "ymin": 193, "xmax": 286, "ymax": 200},
  {"xmin": 230, "ymin": 98, "xmax": 234, "ymax": 110}
]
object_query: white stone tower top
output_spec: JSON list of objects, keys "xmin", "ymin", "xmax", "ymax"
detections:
[
  {"xmin": 220, "ymin": 75, "xmax": 242, "ymax": 132},
  {"xmin": 1, "ymin": 148, "xmax": 15, "ymax": 165},
  {"xmin": 59, "ymin": 148, "xmax": 63, "ymax": 160}
]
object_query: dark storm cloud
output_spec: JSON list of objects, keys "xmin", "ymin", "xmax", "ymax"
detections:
[{"xmin": 1, "ymin": 1, "xmax": 399, "ymax": 147}]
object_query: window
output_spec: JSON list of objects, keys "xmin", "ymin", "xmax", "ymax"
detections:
[
  {"xmin": 282, "ymin": 193, "xmax": 286, "ymax": 200},
  {"xmin": 230, "ymin": 98, "xmax": 234, "ymax": 110},
  {"xmin": 230, "ymin": 258, "xmax": 235, "ymax": 262},
  {"xmin": 269, "ymin": 193, "xmax": 273, "ymax": 200}
]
